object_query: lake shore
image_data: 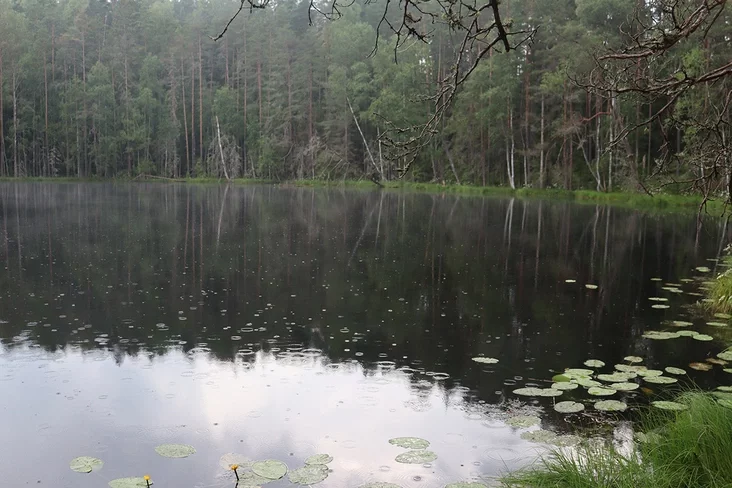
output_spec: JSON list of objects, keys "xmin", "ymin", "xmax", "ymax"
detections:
[{"xmin": 1, "ymin": 176, "xmax": 724, "ymax": 213}]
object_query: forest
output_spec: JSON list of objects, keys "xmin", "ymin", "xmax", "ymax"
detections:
[{"xmin": 0, "ymin": 0, "xmax": 729, "ymax": 193}]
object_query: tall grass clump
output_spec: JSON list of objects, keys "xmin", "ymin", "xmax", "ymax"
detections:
[
  {"xmin": 501, "ymin": 392, "xmax": 732, "ymax": 488},
  {"xmin": 703, "ymin": 256, "xmax": 732, "ymax": 315}
]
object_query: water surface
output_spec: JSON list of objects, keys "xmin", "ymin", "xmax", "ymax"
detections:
[{"xmin": 0, "ymin": 183, "xmax": 730, "ymax": 487}]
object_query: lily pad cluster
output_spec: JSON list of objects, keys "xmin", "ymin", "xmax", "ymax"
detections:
[{"xmin": 388, "ymin": 437, "xmax": 437, "ymax": 464}]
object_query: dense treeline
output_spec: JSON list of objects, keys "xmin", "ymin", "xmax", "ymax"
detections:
[{"xmin": 0, "ymin": 0, "xmax": 729, "ymax": 190}]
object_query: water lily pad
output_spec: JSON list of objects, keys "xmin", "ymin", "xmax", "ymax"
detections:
[
  {"xmin": 595, "ymin": 400, "xmax": 627, "ymax": 412},
  {"xmin": 472, "ymin": 357, "xmax": 499, "ymax": 364},
  {"xmin": 636, "ymin": 369, "xmax": 663, "ymax": 377},
  {"xmin": 588, "ymin": 387, "xmax": 616, "ymax": 396},
  {"xmin": 651, "ymin": 304, "xmax": 670, "ymax": 309},
  {"xmin": 670, "ymin": 321, "xmax": 693, "ymax": 327},
  {"xmin": 696, "ymin": 266, "xmax": 711, "ymax": 273},
  {"xmin": 717, "ymin": 386, "xmax": 732, "ymax": 392},
  {"xmin": 552, "ymin": 381, "xmax": 579, "ymax": 390},
  {"xmin": 652, "ymin": 401, "xmax": 689, "ymax": 411},
  {"xmin": 552, "ymin": 374, "xmax": 571, "ymax": 382},
  {"xmin": 718, "ymin": 399, "xmax": 732, "ymax": 409},
  {"xmin": 651, "ymin": 277, "xmax": 662, "ymax": 281},
  {"xmin": 565, "ymin": 368, "xmax": 595, "ymax": 378},
  {"xmin": 623, "ymin": 356, "xmax": 644, "ymax": 363},
  {"xmin": 554, "ymin": 401, "xmax": 585, "ymax": 413},
  {"xmin": 520, "ymin": 430, "xmax": 558, "ymax": 443},
  {"xmin": 69, "ymin": 456, "xmax": 103, "ymax": 473},
  {"xmin": 610, "ymin": 382, "xmax": 639, "ymax": 391},
  {"xmin": 234, "ymin": 471, "xmax": 270, "ymax": 486},
  {"xmin": 359, "ymin": 484, "xmax": 403, "ymax": 488},
  {"xmin": 505, "ymin": 415, "xmax": 541, "ymax": 427},
  {"xmin": 252, "ymin": 460, "xmax": 288, "ymax": 480},
  {"xmin": 550, "ymin": 435, "xmax": 582, "ymax": 447},
  {"xmin": 585, "ymin": 284, "xmax": 598, "ymax": 290},
  {"xmin": 445, "ymin": 483, "xmax": 488, "ymax": 488},
  {"xmin": 717, "ymin": 350, "xmax": 732, "ymax": 361},
  {"xmin": 513, "ymin": 387, "xmax": 544, "ymax": 396},
  {"xmin": 714, "ymin": 313, "xmax": 732, "ymax": 319},
  {"xmin": 692, "ymin": 334, "xmax": 714, "ymax": 341},
  {"xmin": 305, "ymin": 454, "xmax": 333, "ymax": 465},
  {"xmin": 597, "ymin": 372, "xmax": 636, "ymax": 382},
  {"xmin": 724, "ymin": 368, "xmax": 732, "ymax": 374},
  {"xmin": 388, "ymin": 437, "xmax": 429, "ymax": 449},
  {"xmin": 616, "ymin": 364, "xmax": 646, "ymax": 373},
  {"xmin": 712, "ymin": 391, "xmax": 732, "ymax": 400},
  {"xmin": 289, "ymin": 464, "xmax": 329, "ymax": 485},
  {"xmin": 513, "ymin": 387, "xmax": 562, "ymax": 397},
  {"xmin": 575, "ymin": 377, "xmax": 602, "ymax": 388},
  {"xmin": 584, "ymin": 359, "xmax": 605, "ymax": 368},
  {"xmin": 565, "ymin": 279, "xmax": 576, "ymax": 283},
  {"xmin": 109, "ymin": 478, "xmax": 151, "ymax": 488},
  {"xmin": 648, "ymin": 297, "xmax": 668, "ymax": 302},
  {"xmin": 643, "ymin": 376, "xmax": 677, "ymax": 384},
  {"xmin": 395, "ymin": 450, "xmax": 437, "ymax": 464},
  {"xmin": 662, "ymin": 287, "xmax": 683, "ymax": 293},
  {"xmin": 689, "ymin": 362, "xmax": 713, "ymax": 371},
  {"xmin": 643, "ymin": 331, "xmax": 679, "ymax": 340},
  {"xmin": 677, "ymin": 330, "xmax": 698, "ymax": 337},
  {"xmin": 707, "ymin": 358, "xmax": 727, "ymax": 365},
  {"xmin": 707, "ymin": 322, "xmax": 728, "ymax": 327},
  {"xmin": 219, "ymin": 453, "xmax": 252, "ymax": 470},
  {"xmin": 665, "ymin": 367, "xmax": 686, "ymax": 375},
  {"xmin": 155, "ymin": 444, "xmax": 196, "ymax": 458}
]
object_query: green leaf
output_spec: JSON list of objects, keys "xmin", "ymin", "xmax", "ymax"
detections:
[
  {"xmin": 610, "ymin": 382, "xmax": 639, "ymax": 391},
  {"xmin": 520, "ymin": 430, "xmax": 558, "ymax": 443},
  {"xmin": 219, "ymin": 453, "xmax": 252, "ymax": 470},
  {"xmin": 595, "ymin": 400, "xmax": 627, "ymax": 412},
  {"xmin": 252, "ymin": 460, "xmax": 288, "ymax": 480},
  {"xmin": 69, "ymin": 456, "xmax": 103, "ymax": 473},
  {"xmin": 588, "ymin": 387, "xmax": 616, "ymax": 396},
  {"xmin": 584, "ymin": 359, "xmax": 605, "ymax": 368},
  {"xmin": 395, "ymin": 450, "xmax": 437, "ymax": 464},
  {"xmin": 388, "ymin": 437, "xmax": 429, "ymax": 449},
  {"xmin": 305, "ymin": 454, "xmax": 334, "ymax": 465},
  {"xmin": 505, "ymin": 415, "xmax": 541, "ymax": 427},
  {"xmin": 664, "ymin": 367, "xmax": 686, "ymax": 375},
  {"xmin": 554, "ymin": 401, "xmax": 585, "ymax": 413},
  {"xmin": 109, "ymin": 478, "xmax": 151, "ymax": 488},
  {"xmin": 289, "ymin": 464, "xmax": 329, "ymax": 485},
  {"xmin": 552, "ymin": 381, "xmax": 579, "ymax": 390},
  {"xmin": 643, "ymin": 376, "xmax": 677, "ymax": 384},
  {"xmin": 154, "ymin": 444, "xmax": 195, "ymax": 458},
  {"xmin": 623, "ymin": 356, "xmax": 644, "ymax": 363}
]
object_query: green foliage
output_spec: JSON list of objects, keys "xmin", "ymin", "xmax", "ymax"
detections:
[{"xmin": 502, "ymin": 392, "xmax": 732, "ymax": 488}]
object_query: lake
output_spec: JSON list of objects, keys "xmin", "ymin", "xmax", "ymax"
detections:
[{"xmin": 0, "ymin": 183, "xmax": 730, "ymax": 488}]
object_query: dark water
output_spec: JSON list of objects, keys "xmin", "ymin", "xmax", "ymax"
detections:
[{"xmin": 0, "ymin": 183, "xmax": 730, "ymax": 488}]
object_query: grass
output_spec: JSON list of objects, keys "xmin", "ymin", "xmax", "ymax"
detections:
[
  {"xmin": 501, "ymin": 392, "xmax": 732, "ymax": 488},
  {"xmin": 702, "ymin": 256, "xmax": 732, "ymax": 315},
  {"xmin": 286, "ymin": 179, "xmax": 726, "ymax": 214}
]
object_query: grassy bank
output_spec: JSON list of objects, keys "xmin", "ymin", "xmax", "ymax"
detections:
[
  {"xmin": 289, "ymin": 179, "xmax": 725, "ymax": 213},
  {"xmin": 702, "ymin": 256, "xmax": 732, "ymax": 315},
  {"xmin": 501, "ymin": 392, "xmax": 732, "ymax": 488},
  {"xmin": 1, "ymin": 176, "xmax": 725, "ymax": 213}
]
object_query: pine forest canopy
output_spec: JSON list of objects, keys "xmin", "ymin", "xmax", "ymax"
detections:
[{"xmin": 0, "ymin": 0, "xmax": 729, "ymax": 200}]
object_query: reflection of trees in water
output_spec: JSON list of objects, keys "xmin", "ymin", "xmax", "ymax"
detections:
[{"xmin": 0, "ymin": 183, "xmax": 729, "ymax": 400}]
